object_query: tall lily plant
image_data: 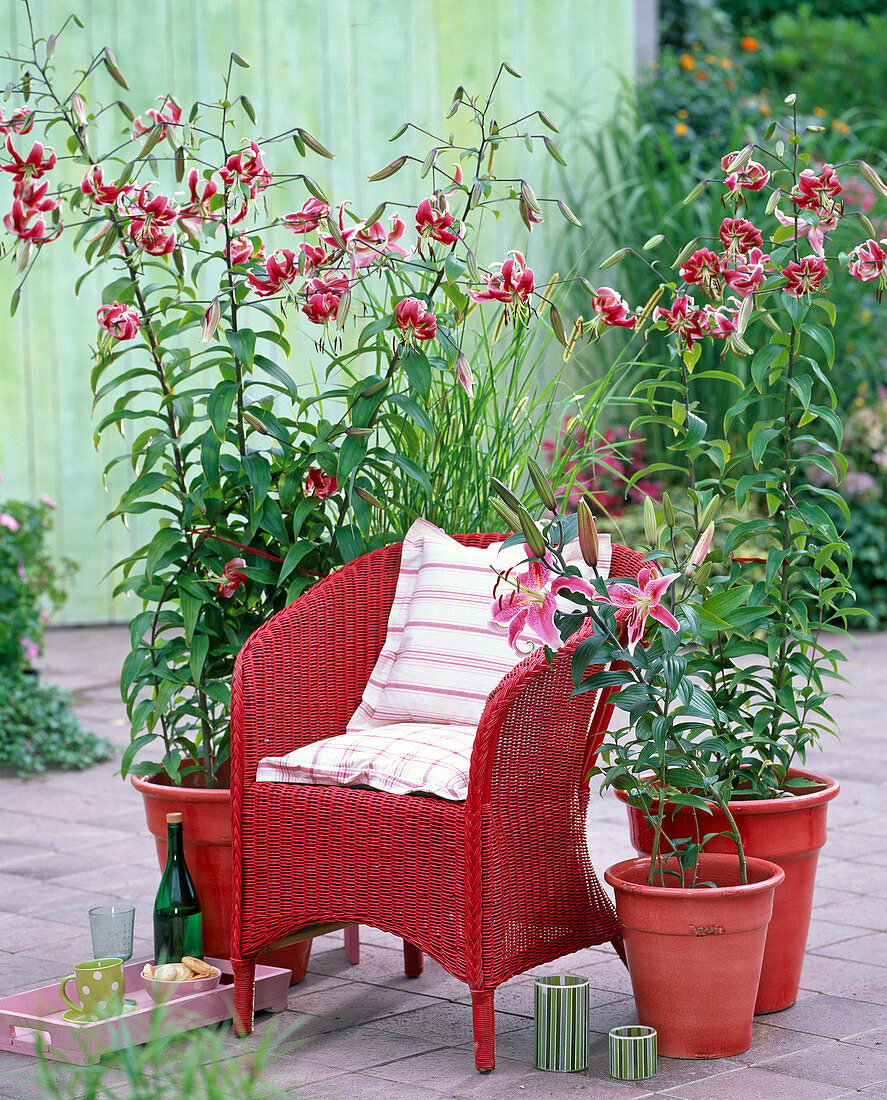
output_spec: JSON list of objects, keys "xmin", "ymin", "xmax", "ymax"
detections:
[{"xmin": 1, "ymin": 9, "xmax": 583, "ymax": 786}]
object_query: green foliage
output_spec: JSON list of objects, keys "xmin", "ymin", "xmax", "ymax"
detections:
[
  {"xmin": 3, "ymin": 9, "xmax": 593, "ymax": 786},
  {"xmin": 726, "ymin": 0, "xmax": 886, "ymax": 30},
  {"xmin": 37, "ymin": 1019, "xmax": 280, "ymax": 1099},
  {"xmin": 745, "ymin": 7, "xmax": 887, "ymax": 120},
  {"xmin": 0, "ymin": 672, "xmax": 111, "ymax": 776},
  {"xmin": 0, "ymin": 497, "xmax": 76, "ymax": 672}
]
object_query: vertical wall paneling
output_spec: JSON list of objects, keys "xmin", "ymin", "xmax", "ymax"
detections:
[{"xmin": 0, "ymin": 0, "xmax": 636, "ymax": 622}]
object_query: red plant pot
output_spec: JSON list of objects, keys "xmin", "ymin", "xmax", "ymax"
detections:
[
  {"xmin": 616, "ymin": 767, "xmax": 839, "ymax": 1013},
  {"xmin": 605, "ymin": 854, "xmax": 785, "ymax": 1058},
  {"xmin": 132, "ymin": 772, "xmax": 310, "ymax": 984}
]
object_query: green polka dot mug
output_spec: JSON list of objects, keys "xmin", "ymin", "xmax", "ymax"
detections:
[{"xmin": 59, "ymin": 958, "xmax": 124, "ymax": 1020}]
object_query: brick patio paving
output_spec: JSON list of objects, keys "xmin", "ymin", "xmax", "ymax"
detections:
[{"xmin": 1, "ymin": 625, "xmax": 885, "ymax": 1098}]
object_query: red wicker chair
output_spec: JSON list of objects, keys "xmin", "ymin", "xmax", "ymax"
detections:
[{"xmin": 230, "ymin": 534, "xmax": 644, "ymax": 1072}]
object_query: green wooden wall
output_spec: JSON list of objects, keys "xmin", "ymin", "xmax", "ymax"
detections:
[{"xmin": 0, "ymin": 0, "xmax": 636, "ymax": 622}]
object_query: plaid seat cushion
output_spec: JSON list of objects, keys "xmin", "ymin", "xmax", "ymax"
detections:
[{"xmin": 256, "ymin": 723, "xmax": 476, "ymax": 801}]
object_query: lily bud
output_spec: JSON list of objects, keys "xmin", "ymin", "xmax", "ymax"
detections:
[
  {"xmin": 490, "ymin": 477, "xmax": 522, "ymax": 514},
  {"xmin": 243, "ymin": 412, "xmax": 269, "ymax": 435},
  {"xmin": 367, "ymin": 156, "xmax": 408, "ymax": 183},
  {"xmin": 687, "ymin": 521, "xmax": 715, "ymax": 572},
  {"xmin": 335, "ymin": 288, "xmax": 352, "ymax": 329},
  {"xmin": 577, "ymin": 499, "xmax": 598, "ymax": 567},
  {"xmin": 662, "ymin": 491, "xmax": 676, "ymax": 528},
  {"xmin": 692, "ymin": 560, "xmax": 712, "ymax": 589},
  {"xmin": 201, "ymin": 297, "xmax": 221, "ymax": 344},
  {"xmin": 16, "ymin": 240, "xmax": 33, "ymax": 274},
  {"xmin": 516, "ymin": 504, "xmax": 547, "ymax": 560},
  {"xmin": 698, "ymin": 495, "xmax": 721, "ymax": 532},
  {"xmin": 643, "ymin": 495, "xmax": 658, "ymax": 547},
  {"xmin": 71, "ymin": 92, "xmax": 87, "ymax": 125},
  {"xmin": 527, "ymin": 457, "xmax": 557, "ymax": 513},
  {"xmin": 859, "ymin": 161, "xmax": 887, "ymax": 201},
  {"xmin": 455, "ymin": 351, "xmax": 474, "ymax": 398},
  {"xmin": 490, "ymin": 497, "xmax": 522, "ymax": 533},
  {"xmin": 354, "ymin": 486, "xmax": 385, "ymax": 509}
]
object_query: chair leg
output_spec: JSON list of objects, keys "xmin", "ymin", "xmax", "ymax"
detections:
[
  {"xmin": 470, "ymin": 987, "xmax": 496, "ymax": 1072},
  {"xmin": 231, "ymin": 956, "xmax": 256, "ymax": 1037},
  {"xmin": 344, "ymin": 924, "xmax": 360, "ymax": 965},
  {"xmin": 403, "ymin": 940, "xmax": 423, "ymax": 977},
  {"xmin": 611, "ymin": 932, "xmax": 628, "ymax": 968}
]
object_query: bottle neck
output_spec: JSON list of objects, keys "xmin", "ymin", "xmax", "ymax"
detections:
[{"xmin": 166, "ymin": 822, "xmax": 184, "ymax": 865}]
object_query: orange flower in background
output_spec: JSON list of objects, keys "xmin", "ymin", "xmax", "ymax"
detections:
[
  {"xmin": 813, "ymin": 106, "xmax": 827, "ymax": 118},
  {"xmin": 719, "ymin": 57, "xmax": 733, "ymax": 69},
  {"xmin": 676, "ymin": 108, "xmax": 689, "ymax": 119},
  {"xmin": 740, "ymin": 36, "xmax": 760, "ymax": 51},
  {"xmin": 679, "ymin": 52, "xmax": 696, "ymax": 71},
  {"xmin": 695, "ymin": 70, "xmax": 709, "ymax": 82},
  {"xmin": 760, "ymin": 103, "xmax": 772, "ymax": 116},
  {"xmin": 833, "ymin": 120, "xmax": 850, "ymax": 134},
  {"xmin": 674, "ymin": 122, "xmax": 689, "ymax": 136},
  {"xmin": 725, "ymin": 79, "xmax": 736, "ymax": 89},
  {"xmin": 705, "ymin": 53, "xmax": 716, "ymax": 63}
]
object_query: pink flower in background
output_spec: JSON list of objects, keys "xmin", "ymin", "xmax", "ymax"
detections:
[
  {"xmin": 591, "ymin": 286, "xmax": 637, "ymax": 327},
  {"xmin": 81, "ymin": 165, "xmax": 132, "ymax": 207},
  {"xmin": 0, "ymin": 512, "xmax": 20, "ymax": 532},
  {"xmin": 283, "ymin": 198, "xmax": 330, "ymax": 235},
  {"xmin": 247, "ymin": 248, "xmax": 299, "ymax": 297},
  {"xmin": 721, "ymin": 152, "xmax": 770, "ymax": 193},
  {"xmin": 679, "ymin": 248, "xmax": 722, "ymax": 297},
  {"xmin": 0, "ymin": 106, "xmax": 34, "ymax": 135},
  {"xmin": 847, "ymin": 239, "xmax": 887, "ymax": 282},
  {"xmin": 653, "ymin": 294, "xmax": 710, "ymax": 349},
  {"xmin": 782, "ymin": 256, "xmax": 828, "ymax": 298},
  {"xmin": 2, "ymin": 136, "xmax": 57, "ymax": 184},
  {"xmin": 704, "ymin": 302, "xmax": 739, "ymax": 340},
  {"xmin": 304, "ymin": 467, "xmax": 338, "ymax": 498},
  {"xmin": 97, "ymin": 301, "xmax": 141, "ymax": 341},
  {"xmin": 721, "ymin": 246, "xmax": 771, "ymax": 297},
  {"xmin": 594, "ymin": 565, "xmax": 680, "ymax": 655},
  {"xmin": 177, "ymin": 169, "xmax": 219, "ymax": 234},
  {"xmin": 415, "ymin": 195, "xmax": 458, "ymax": 246},
  {"xmin": 216, "ymin": 557, "xmax": 247, "ymax": 598},
  {"xmin": 123, "ymin": 185, "xmax": 179, "ymax": 255},
  {"xmin": 773, "ymin": 205, "xmax": 836, "ymax": 258},
  {"xmin": 350, "ymin": 214, "xmax": 411, "ymax": 267},
  {"xmin": 469, "ymin": 250, "xmax": 535, "ymax": 309},
  {"xmin": 791, "ymin": 165, "xmax": 843, "ymax": 215},
  {"xmin": 719, "ymin": 217, "xmax": 763, "ymax": 254},
  {"xmin": 300, "ymin": 272, "xmax": 350, "ymax": 324},
  {"xmin": 133, "ymin": 96, "xmax": 182, "ymax": 140},
  {"xmin": 19, "ymin": 637, "xmax": 40, "ymax": 663},
  {"xmin": 219, "ymin": 140, "xmax": 272, "ymax": 222},
  {"xmin": 228, "ymin": 236, "xmax": 265, "ymax": 266},
  {"xmin": 297, "ymin": 241, "xmax": 330, "ymax": 275},
  {"xmin": 395, "ymin": 297, "xmax": 437, "ymax": 342},
  {"xmin": 40, "ymin": 493, "xmax": 58, "ymax": 509}
]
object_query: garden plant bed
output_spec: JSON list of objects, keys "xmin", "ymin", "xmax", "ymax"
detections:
[{"xmin": 0, "ymin": 958, "xmax": 289, "ymax": 1065}]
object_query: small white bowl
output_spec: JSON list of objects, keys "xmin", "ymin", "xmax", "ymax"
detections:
[{"xmin": 142, "ymin": 964, "xmax": 221, "ymax": 1002}]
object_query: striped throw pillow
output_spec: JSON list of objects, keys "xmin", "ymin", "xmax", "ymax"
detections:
[{"xmin": 256, "ymin": 723, "xmax": 476, "ymax": 801}]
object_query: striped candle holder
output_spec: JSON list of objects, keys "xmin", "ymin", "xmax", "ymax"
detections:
[
  {"xmin": 609, "ymin": 1025, "xmax": 657, "ymax": 1080},
  {"xmin": 533, "ymin": 975, "xmax": 589, "ymax": 1072}
]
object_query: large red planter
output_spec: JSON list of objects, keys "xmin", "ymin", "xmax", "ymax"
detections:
[
  {"xmin": 132, "ymin": 772, "xmax": 310, "ymax": 984},
  {"xmin": 616, "ymin": 767, "xmax": 839, "ymax": 1013},
  {"xmin": 605, "ymin": 854, "xmax": 784, "ymax": 1058}
]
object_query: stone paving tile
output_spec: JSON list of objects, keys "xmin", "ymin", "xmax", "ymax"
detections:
[
  {"xmin": 658, "ymin": 1064, "xmax": 852, "ymax": 1098},
  {"xmin": 797, "ymin": 952, "xmax": 887, "ymax": 995},
  {"xmin": 271, "ymin": 1022, "xmax": 445, "ymax": 1071},
  {"xmin": 814, "ymin": 893, "xmax": 887, "ymax": 930},
  {"xmin": 834, "ymin": 972, "xmax": 887, "ymax": 1004},
  {"xmin": 804, "ymin": 918, "xmax": 872, "ymax": 951},
  {"xmin": 0, "ymin": 952, "xmax": 67, "ymax": 996},
  {"xmin": 284, "ymin": 981, "xmax": 444, "ymax": 1029},
  {"xmin": 813, "ymin": 884, "xmax": 857, "ymax": 908},
  {"xmin": 814, "ymin": 860, "xmax": 887, "ymax": 895},
  {"xmin": 816, "ymin": 932, "xmax": 887, "ymax": 968},
  {"xmin": 584, "ymin": 1034, "xmax": 745, "ymax": 1092},
  {"xmin": 370, "ymin": 1000, "xmax": 529, "ymax": 1044},
  {"xmin": 755, "ymin": 993, "xmax": 887, "ymax": 1039},
  {"xmin": 762, "ymin": 1037, "xmax": 887, "ymax": 1089},
  {"xmin": 363, "ymin": 1045, "xmax": 537, "ymax": 1095},
  {"xmin": 732, "ymin": 1020, "xmax": 832, "ymax": 1065},
  {"xmin": 283, "ymin": 1072, "xmax": 446, "ymax": 1099},
  {"xmin": 457, "ymin": 1064, "xmax": 657, "ymax": 1098}
]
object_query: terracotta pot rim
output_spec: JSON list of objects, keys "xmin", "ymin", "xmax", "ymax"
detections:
[
  {"xmin": 604, "ymin": 853, "xmax": 785, "ymax": 897},
  {"xmin": 614, "ymin": 766, "xmax": 839, "ymax": 817},
  {"xmin": 130, "ymin": 772, "xmax": 231, "ymax": 803}
]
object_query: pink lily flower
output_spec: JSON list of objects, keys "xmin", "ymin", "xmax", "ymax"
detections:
[
  {"xmin": 216, "ymin": 557, "xmax": 248, "ymax": 598},
  {"xmin": 679, "ymin": 249, "xmax": 723, "ymax": 297},
  {"xmin": 228, "ymin": 236, "xmax": 265, "ymax": 266},
  {"xmin": 721, "ymin": 246, "xmax": 771, "ymax": 297},
  {"xmin": 283, "ymin": 198, "xmax": 330, "ymax": 235},
  {"xmin": 0, "ymin": 512, "xmax": 20, "ymax": 532},
  {"xmin": 2, "ymin": 136, "xmax": 57, "ymax": 184},
  {"xmin": 81, "ymin": 165, "xmax": 132, "ymax": 207},
  {"xmin": 395, "ymin": 297, "xmax": 437, "ymax": 343},
  {"xmin": 350, "ymin": 214, "xmax": 412, "ymax": 267},
  {"xmin": 791, "ymin": 165, "xmax": 842, "ymax": 216},
  {"xmin": 781, "ymin": 256, "xmax": 828, "ymax": 298},
  {"xmin": 247, "ymin": 248, "xmax": 300, "ymax": 297},
  {"xmin": 3, "ymin": 198, "xmax": 61, "ymax": 243},
  {"xmin": 415, "ymin": 195, "xmax": 459, "ymax": 246},
  {"xmin": 491, "ymin": 551, "xmax": 564, "ymax": 653},
  {"xmin": 653, "ymin": 294, "xmax": 710, "ymax": 350},
  {"xmin": 40, "ymin": 493, "xmax": 58, "ymax": 509},
  {"xmin": 20, "ymin": 637, "xmax": 40, "ymax": 663},
  {"xmin": 772, "ymin": 206, "xmax": 836, "ymax": 258},
  {"xmin": 687, "ymin": 522, "xmax": 715, "ymax": 572},
  {"xmin": 721, "ymin": 151, "xmax": 770, "ymax": 194},
  {"xmin": 300, "ymin": 273, "xmax": 350, "ymax": 324},
  {"xmin": 593, "ymin": 565, "xmax": 680, "ymax": 655},
  {"xmin": 591, "ymin": 286, "xmax": 637, "ymax": 327},
  {"xmin": 177, "ymin": 169, "xmax": 219, "ymax": 235},
  {"xmin": 455, "ymin": 351, "xmax": 474, "ymax": 398},
  {"xmin": 304, "ymin": 467, "xmax": 338, "ymax": 498},
  {"xmin": 719, "ymin": 217, "xmax": 763, "ymax": 255},
  {"xmin": 97, "ymin": 301, "xmax": 141, "ymax": 341},
  {"xmin": 0, "ymin": 106, "xmax": 35, "ymax": 135},
  {"xmin": 469, "ymin": 251, "xmax": 535, "ymax": 311},
  {"xmin": 847, "ymin": 238, "xmax": 887, "ymax": 282},
  {"xmin": 133, "ymin": 96, "xmax": 182, "ymax": 140}
]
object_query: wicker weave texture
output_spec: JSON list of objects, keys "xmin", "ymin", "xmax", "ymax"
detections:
[{"xmin": 230, "ymin": 535, "xmax": 644, "ymax": 1070}]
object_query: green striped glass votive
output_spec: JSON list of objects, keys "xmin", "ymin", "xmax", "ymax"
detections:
[
  {"xmin": 533, "ymin": 975, "xmax": 589, "ymax": 1072},
  {"xmin": 609, "ymin": 1025, "xmax": 657, "ymax": 1080}
]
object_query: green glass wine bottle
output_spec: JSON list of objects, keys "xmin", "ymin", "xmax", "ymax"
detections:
[{"xmin": 153, "ymin": 812, "xmax": 202, "ymax": 963}]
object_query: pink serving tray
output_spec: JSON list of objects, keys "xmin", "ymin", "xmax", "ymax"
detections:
[{"xmin": 0, "ymin": 957, "xmax": 289, "ymax": 1065}]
